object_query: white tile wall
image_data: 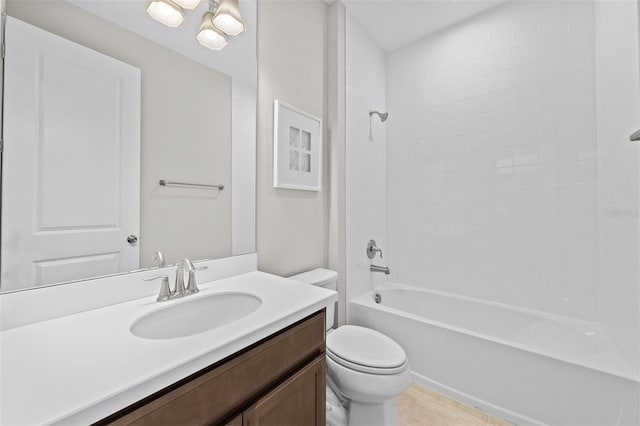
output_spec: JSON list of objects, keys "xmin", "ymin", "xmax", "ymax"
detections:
[
  {"xmin": 346, "ymin": 13, "xmax": 387, "ymax": 308},
  {"xmin": 346, "ymin": 0, "xmax": 639, "ymax": 375},
  {"xmin": 594, "ymin": 0, "xmax": 640, "ymax": 376},
  {"xmin": 386, "ymin": 1, "xmax": 602, "ymax": 319}
]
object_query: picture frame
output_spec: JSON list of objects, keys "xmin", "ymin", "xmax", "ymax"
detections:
[{"xmin": 273, "ymin": 100, "xmax": 322, "ymax": 191}]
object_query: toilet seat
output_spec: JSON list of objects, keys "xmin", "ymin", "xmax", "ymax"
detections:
[
  {"xmin": 327, "ymin": 348, "xmax": 408, "ymax": 375},
  {"xmin": 326, "ymin": 325, "xmax": 408, "ymax": 375}
]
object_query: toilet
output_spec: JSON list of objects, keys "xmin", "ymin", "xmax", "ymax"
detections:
[{"xmin": 289, "ymin": 269, "xmax": 412, "ymax": 426}]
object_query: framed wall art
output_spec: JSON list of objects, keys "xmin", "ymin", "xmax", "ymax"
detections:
[{"xmin": 273, "ymin": 100, "xmax": 322, "ymax": 191}]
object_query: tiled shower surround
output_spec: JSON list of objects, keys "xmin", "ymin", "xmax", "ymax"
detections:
[
  {"xmin": 346, "ymin": 12, "xmax": 387, "ymax": 305},
  {"xmin": 382, "ymin": 0, "xmax": 638, "ymax": 372},
  {"xmin": 387, "ymin": 0, "xmax": 598, "ymax": 316}
]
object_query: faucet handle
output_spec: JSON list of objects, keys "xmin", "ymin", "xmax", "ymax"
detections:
[
  {"xmin": 366, "ymin": 240, "xmax": 383, "ymax": 259},
  {"xmin": 186, "ymin": 264, "xmax": 207, "ymax": 294},
  {"xmin": 186, "ymin": 270, "xmax": 199, "ymax": 294},
  {"xmin": 144, "ymin": 275, "xmax": 172, "ymax": 302}
]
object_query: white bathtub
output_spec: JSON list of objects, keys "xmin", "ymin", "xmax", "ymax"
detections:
[{"xmin": 349, "ymin": 285, "xmax": 640, "ymax": 425}]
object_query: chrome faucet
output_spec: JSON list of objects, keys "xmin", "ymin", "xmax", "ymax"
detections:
[
  {"xmin": 175, "ymin": 258, "xmax": 206, "ymax": 296},
  {"xmin": 368, "ymin": 240, "xmax": 390, "ymax": 274},
  {"xmin": 174, "ymin": 258, "xmax": 190, "ymax": 297},
  {"xmin": 370, "ymin": 264, "xmax": 390, "ymax": 275},
  {"xmin": 176, "ymin": 258, "xmax": 200, "ymax": 295},
  {"xmin": 143, "ymin": 258, "xmax": 207, "ymax": 302}
]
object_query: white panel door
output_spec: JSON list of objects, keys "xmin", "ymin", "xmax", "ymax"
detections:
[{"xmin": 1, "ymin": 17, "xmax": 141, "ymax": 291}]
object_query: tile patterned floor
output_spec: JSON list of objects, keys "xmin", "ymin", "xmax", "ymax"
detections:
[{"xmin": 398, "ymin": 384, "xmax": 511, "ymax": 426}]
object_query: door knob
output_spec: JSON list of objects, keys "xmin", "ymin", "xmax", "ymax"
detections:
[{"xmin": 127, "ymin": 235, "xmax": 138, "ymax": 244}]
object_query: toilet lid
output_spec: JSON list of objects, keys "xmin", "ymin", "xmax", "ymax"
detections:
[{"xmin": 326, "ymin": 325, "xmax": 407, "ymax": 373}]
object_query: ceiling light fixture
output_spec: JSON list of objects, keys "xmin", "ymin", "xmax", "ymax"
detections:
[
  {"xmin": 172, "ymin": 0, "xmax": 201, "ymax": 9},
  {"xmin": 212, "ymin": 0, "xmax": 245, "ymax": 36},
  {"xmin": 145, "ymin": 0, "xmax": 245, "ymax": 51},
  {"xmin": 146, "ymin": 0, "xmax": 185, "ymax": 27},
  {"xmin": 196, "ymin": 11, "xmax": 228, "ymax": 50}
]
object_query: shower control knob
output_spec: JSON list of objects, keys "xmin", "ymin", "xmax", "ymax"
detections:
[
  {"xmin": 127, "ymin": 234, "xmax": 138, "ymax": 244},
  {"xmin": 367, "ymin": 239, "xmax": 383, "ymax": 259}
]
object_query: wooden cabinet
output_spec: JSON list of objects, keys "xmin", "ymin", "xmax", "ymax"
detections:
[
  {"xmin": 98, "ymin": 310, "xmax": 326, "ymax": 426},
  {"xmin": 244, "ymin": 355, "xmax": 325, "ymax": 426},
  {"xmin": 224, "ymin": 414, "xmax": 243, "ymax": 426}
]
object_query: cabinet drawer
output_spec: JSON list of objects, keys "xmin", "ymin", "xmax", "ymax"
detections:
[{"xmin": 104, "ymin": 310, "xmax": 325, "ymax": 426}]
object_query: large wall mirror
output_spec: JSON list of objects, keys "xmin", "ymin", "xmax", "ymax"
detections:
[{"xmin": 0, "ymin": 0, "xmax": 257, "ymax": 293}]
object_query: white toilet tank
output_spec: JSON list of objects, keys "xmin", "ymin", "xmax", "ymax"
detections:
[{"xmin": 289, "ymin": 268, "xmax": 338, "ymax": 330}]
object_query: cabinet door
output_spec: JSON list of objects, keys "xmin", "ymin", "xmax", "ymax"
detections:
[
  {"xmin": 243, "ymin": 355, "xmax": 325, "ymax": 426},
  {"xmin": 224, "ymin": 413, "xmax": 243, "ymax": 426}
]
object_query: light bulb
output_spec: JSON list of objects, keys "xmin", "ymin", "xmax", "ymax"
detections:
[
  {"xmin": 196, "ymin": 12, "xmax": 228, "ymax": 50},
  {"xmin": 173, "ymin": 0, "xmax": 201, "ymax": 9},
  {"xmin": 146, "ymin": 0, "xmax": 184, "ymax": 27},
  {"xmin": 212, "ymin": 0, "xmax": 245, "ymax": 36}
]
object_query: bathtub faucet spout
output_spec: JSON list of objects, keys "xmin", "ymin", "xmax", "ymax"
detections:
[{"xmin": 370, "ymin": 264, "xmax": 390, "ymax": 275}]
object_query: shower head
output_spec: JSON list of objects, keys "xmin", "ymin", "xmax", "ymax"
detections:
[{"xmin": 370, "ymin": 110, "xmax": 389, "ymax": 122}]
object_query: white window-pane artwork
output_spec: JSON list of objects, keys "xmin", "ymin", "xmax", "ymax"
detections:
[
  {"xmin": 289, "ymin": 126, "xmax": 300, "ymax": 147},
  {"xmin": 301, "ymin": 153, "xmax": 311, "ymax": 173},
  {"xmin": 289, "ymin": 150, "xmax": 300, "ymax": 171},
  {"xmin": 301, "ymin": 130, "xmax": 311, "ymax": 151},
  {"xmin": 274, "ymin": 100, "xmax": 322, "ymax": 191}
]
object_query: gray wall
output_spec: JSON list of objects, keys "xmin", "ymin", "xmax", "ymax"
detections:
[
  {"xmin": 6, "ymin": 0, "xmax": 232, "ymax": 267},
  {"xmin": 326, "ymin": 1, "xmax": 347, "ymax": 325},
  {"xmin": 256, "ymin": 0, "xmax": 329, "ymax": 277},
  {"xmin": 257, "ymin": 0, "xmax": 347, "ymax": 324}
]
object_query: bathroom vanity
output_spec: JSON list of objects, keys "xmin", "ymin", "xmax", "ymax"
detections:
[
  {"xmin": 0, "ymin": 1, "xmax": 339, "ymax": 424},
  {"xmin": 102, "ymin": 310, "xmax": 326, "ymax": 426},
  {"xmin": 0, "ymin": 269, "xmax": 337, "ymax": 425}
]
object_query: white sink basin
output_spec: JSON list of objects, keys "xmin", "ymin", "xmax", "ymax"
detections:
[{"xmin": 130, "ymin": 292, "xmax": 262, "ymax": 339}]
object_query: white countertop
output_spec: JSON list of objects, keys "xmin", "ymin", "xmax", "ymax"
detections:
[{"xmin": 0, "ymin": 271, "xmax": 337, "ymax": 426}]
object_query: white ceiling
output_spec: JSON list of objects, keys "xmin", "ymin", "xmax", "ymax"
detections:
[
  {"xmin": 68, "ymin": 0, "xmax": 257, "ymax": 86},
  {"xmin": 343, "ymin": 0, "xmax": 509, "ymax": 52},
  {"xmin": 67, "ymin": 0, "xmax": 506, "ymax": 81}
]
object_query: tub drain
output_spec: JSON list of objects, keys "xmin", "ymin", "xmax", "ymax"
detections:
[{"xmin": 374, "ymin": 293, "xmax": 382, "ymax": 304}]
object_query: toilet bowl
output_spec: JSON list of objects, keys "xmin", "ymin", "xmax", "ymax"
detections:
[
  {"xmin": 289, "ymin": 269, "xmax": 412, "ymax": 426},
  {"xmin": 326, "ymin": 325, "xmax": 412, "ymax": 425}
]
